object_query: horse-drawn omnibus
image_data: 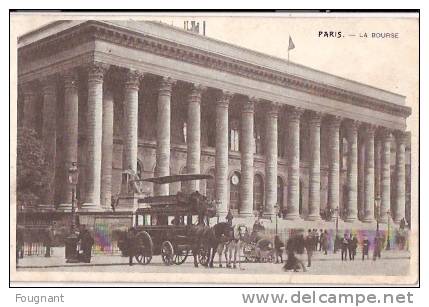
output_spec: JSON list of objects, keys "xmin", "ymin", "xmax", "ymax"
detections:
[{"xmin": 118, "ymin": 174, "xmax": 216, "ymax": 266}]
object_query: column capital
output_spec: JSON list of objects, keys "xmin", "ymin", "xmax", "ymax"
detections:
[
  {"xmin": 86, "ymin": 62, "xmax": 109, "ymax": 82},
  {"xmin": 286, "ymin": 106, "xmax": 305, "ymax": 120},
  {"xmin": 20, "ymin": 81, "xmax": 37, "ymax": 97},
  {"xmin": 308, "ymin": 110, "xmax": 323, "ymax": 126},
  {"xmin": 40, "ymin": 75, "xmax": 57, "ymax": 94},
  {"xmin": 188, "ymin": 84, "xmax": 206, "ymax": 103},
  {"xmin": 363, "ymin": 123, "xmax": 377, "ymax": 137},
  {"xmin": 266, "ymin": 102, "xmax": 280, "ymax": 118},
  {"xmin": 378, "ymin": 127, "xmax": 392, "ymax": 140},
  {"xmin": 344, "ymin": 119, "xmax": 361, "ymax": 139},
  {"xmin": 393, "ymin": 130, "xmax": 408, "ymax": 144},
  {"xmin": 326, "ymin": 114, "xmax": 342, "ymax": 128},
  {"xmin": 63, "ymin": 69, "xmax": 79, "ymax": 90},
  {"xmin": 216, "ymin": 90, "xmax": 232, "ymax": 108},
  {"xmin": 159, "ymin": 77, "xmax": 175, "ymax": 96},
  {"xmin": 124, "ymin": 70, "xmax": 143, "ymax": 90},
  {"xmin": 242, "ymin": 98, "xmax": 255, "ymax": 113}
]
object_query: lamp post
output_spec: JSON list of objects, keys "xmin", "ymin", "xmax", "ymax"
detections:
[
  {"xmin": 274, "ymin": 204, "xmax": 280, "ymax": 235},
  {"xmin": 65, "ymin": 162, "xmax": 79, "ymax": 263},
  {"xmin": 68, "ymin": 162, "xmax": 79, "ymax": 232},
  {"xmin": 374, "ymin": 197, "xmax": 381, "ymax": 234},
  {"xmin": 333, "ymin": 206, "xmax": 339, "ymax": 253},
  {"xmin": 386, "ymin": 210, "xmax": 391, "ymax": 250}
]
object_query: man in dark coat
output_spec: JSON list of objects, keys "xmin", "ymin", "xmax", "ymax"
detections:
[
  {"xmin": 305, "ymin": 230, "xmax": 314, "ymax": 267},
  {"xmin": 225, "ymin": 209, "xmax": 234, "ymax": 226},
  {"xmin": 348, "ymin": 234, "xmax": 357, "ymax": 261},
  {"xmin": 44, "ymin": 226, "xmax": 55, "ymax": 257},
  {"xmin": 126, "ymin": 227, "xmax": 139, "ymax": 266},
  {"xmin": 341, "ymin": 234, "xmax": 349, "ymax": 261},
  {"xmin": 362, "ymin": 236, "xmax": 370, "ymax": 261},
  {"xmin": 274, "ymin": 235, "xmax": 284, "ymax": 263},
  {"xmin": 78, "ymin": 225, "xmax": 94, "ymax": 263}
]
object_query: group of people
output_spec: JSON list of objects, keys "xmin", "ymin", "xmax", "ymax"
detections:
[{"xmin": 338, "ymin": 233, "xmax": 383, "ymax": 261}]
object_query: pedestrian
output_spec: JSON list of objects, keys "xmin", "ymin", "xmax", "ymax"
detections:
[
  {"xmin": 313, "ymin": 229, "xmax": 320, "ymax": 252},
  {"xmin": 274, "ymin": 235, "xmax": 284, "ymax": 263},
  {"xmin": 318, "ymin": 229, "xmax": 324, "ymax": 251},
  {"xmin": 347, "ymin": 234, "xmax": 356, "ymax": 260},
  {"xmin": 226, "ymin": 209, "xmax": 234, "ymax": 226},
  {"xmin": 362, "ymin": 236, "xmax": 370, "ymax": 261},
  {"xmin": 283, "ymin": 234, "xmax": 306, "ymax": 272},
  {"xmin": 16, "ymin": 227, "xmax": 24, "ymax": 264},
  {"xmin": 43, "ymin": 226, "xmax": 55, "ymax": 257},
  {"xmin": 341, "ymin": 234, "xmax": 349, "ymax": 261},
  {"xmin": 321, "ymin": 230, "xmax": 329, "ymax": 255},
  {"xmin": 351, "ymin": 234, "xmax": 358, "ymax": 260},
  {"xmin": 126, "ymin": 227, "xmax": 138, "ymax": 266},
  {"xmin": 305, "ymin": 229, "xmax": 314, "ymax": 267},
  {"xmin": 373, "ymin": 235, "xmax": 381, "ymax": 261},
  {"xmin": 78, "ymin": 225, "xmax": 94, "ymax": 263}
]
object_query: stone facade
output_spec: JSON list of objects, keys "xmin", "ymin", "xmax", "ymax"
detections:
[{"xmin": 17, "ymin": 20, "xmax": 412, "ymax": 226}]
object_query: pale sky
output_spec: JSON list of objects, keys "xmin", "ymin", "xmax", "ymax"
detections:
[{"xmin": 11, "ymin": 13, "xmax": 419, "ymax": 134}]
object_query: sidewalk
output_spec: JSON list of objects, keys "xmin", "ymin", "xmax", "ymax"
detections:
[{"xmin": 16, "ymin": 247, "xmax": 410, "ymax": 269}]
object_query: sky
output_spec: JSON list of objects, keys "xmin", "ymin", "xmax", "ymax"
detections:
[{"xmin": 10, "ymin": 13, "xmax": 419, "ymax": 134}]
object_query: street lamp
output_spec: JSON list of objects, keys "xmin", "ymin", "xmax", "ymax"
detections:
[
  {"xmin": 374, "ymin": 197, "xmax": 381, "ymax": 233},
  {"xmin": 65, "ymin": 162, "xmax": 79, "ymax": 263},
  {"xmin": 386, "ymin": 210, "xmax": 391, "ymax": 250},
  {"xmin": 333, "ymin": 206, "xmax": 339, "ymax": 254},
  {"xmin": 68, "ymin": 162, "xmax": 79, "ymax": 232},
  {"xmin": 274, "ymin": 204, "xmax": 280, "ymax": 235}
]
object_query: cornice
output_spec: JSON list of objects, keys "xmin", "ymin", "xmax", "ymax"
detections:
[{"xmin": 18, "ymin": 20, "xmax": 411, "ymax": 118}]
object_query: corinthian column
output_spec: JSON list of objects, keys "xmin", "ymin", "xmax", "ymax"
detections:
[
  {"xmin": 100, "ymin": 88, "xmax": 114, "ymax": 210},
  {"xmin": 264, "ymin": 102, "xmax": 279, "ymax": 216},
  {"xmin": 307, "ymin": 111, "xmax": 322, "ymax": 221},
  {"xmin": 155, "ymin": 77, "xmax": 174, "ymax": 196},
  {"xmin": 215, "ymin": 91, "xmax": 231, "ymax": 215},
  {"xmin": 240, "ymin": 98, "xmax": 255, "ymax": 216},
  {"xmin": 362, "ymin": 124, "xmax": 376, "ymax": 223},
  {"xmin": 379, "ymin": 128, "xmax": 392, "ymax": 223},
  {"xmin": 82, "ymin": 63, "xmax": 108, "ymax": 211},
  {"xmin": 59, "ymin": 71, "xmax": 79, "ymax": 210},
  {"xmin": 21, "ymin": 82, "xmax": 37, "ymax": 130},
  {"xmin": 285, "ymin": 106, "xmax": 304, "ymax": 220},
  {"xmin": 327, "ymin": 115, "xmax": 342, "ymax": 217},
  {"xmin": 394, "ymin": 130, "xmax": 407, "ymax": 223},
  {"xmin": 123, "ymin": 70, "xmax": 141, "ymax": 175},
  {"xmin": 344, "ymin": 119, "xmax": 359, "ymax": 222},
  {"xmin": 41, "ymin": 76, "xmax": 57, "ymax": 208},
  {"xmin": 186, "ymin": 84, "xmax": 204, "ymax": 192}
]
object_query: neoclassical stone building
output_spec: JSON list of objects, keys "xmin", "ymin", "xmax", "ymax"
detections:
[{"xmin": 17, "ymin": 20, "xmax": 412, "ymax": 227}]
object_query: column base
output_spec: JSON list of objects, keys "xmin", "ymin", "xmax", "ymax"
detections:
[
  {"xmin": 238, "ymin": 211, "xmax": 256, "ymax": 218},
  {"xmin": 361, "ymin": 216, "xmax": 376, "ymax": 223},
  {"xmin": 344, "ymin": 216, "xmax": 358, "ymax": 223},
  {"xmin": 306, "ymin": 214, "xmax": 321, "ymax": 221},
  {"xmin": 80, "ymin": 203, "xmax": 103, "ymax": 212},
  {"xmin": 284, "ymin": 213, "xmax": 302, "ymax": 221},
  {"xmin": 57, "ymin": 203, "xmax": 72, "ymax": 212},
  {"xmin": 378, "ymin": 217, "xmax": 388, "ymax": 224},
  {"xmin": 393, "ymin": 217, "xmax": 404, "ymax": 224}
]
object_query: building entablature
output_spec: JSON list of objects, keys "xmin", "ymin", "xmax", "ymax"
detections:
[{"xmin": 18, "ymin": 20, "xmax": 411, "ymax": 130}]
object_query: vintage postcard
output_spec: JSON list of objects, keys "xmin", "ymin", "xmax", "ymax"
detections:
[{"xmin": 10, "ymin": 11, "xmax": 419, "ymax": 285}]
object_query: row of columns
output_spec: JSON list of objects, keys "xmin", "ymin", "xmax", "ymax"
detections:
[{"xmin": 19, "ymin": 63, "xmax": 408, "ymax": 223}]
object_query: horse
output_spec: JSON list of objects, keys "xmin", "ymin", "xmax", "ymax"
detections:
[
  {"xmin": 212, "ymin": 222, "xmax": 234, "ymax": 268},
  {"xmin": 224, "ymin": 224, "xmax": 248, "ymax": 269}
]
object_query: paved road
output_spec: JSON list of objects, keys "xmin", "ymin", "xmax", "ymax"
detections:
[{"xmin": 17, "ymin": 248, "xmax": 410, "ymax": 276}]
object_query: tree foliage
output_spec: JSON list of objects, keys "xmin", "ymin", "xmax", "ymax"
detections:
[{"xmin": 16, "ymin": 127, "xmax": 51, "ymax": 209}]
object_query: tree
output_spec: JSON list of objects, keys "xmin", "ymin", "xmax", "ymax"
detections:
[{"xmin": 16, "ymin": 127, "xmax": 51, "ymax": 209}]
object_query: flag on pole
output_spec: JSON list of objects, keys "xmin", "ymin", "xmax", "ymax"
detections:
[{"xmin": 288, "ymin": 35, "xmax": 295, "ymax": 51}]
